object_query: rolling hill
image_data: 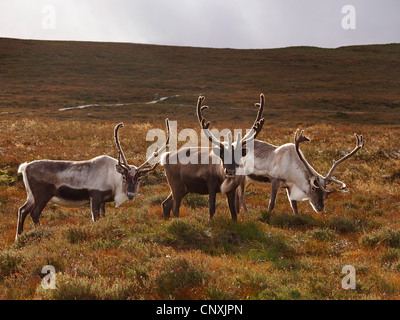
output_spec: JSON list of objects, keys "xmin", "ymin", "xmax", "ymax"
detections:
[{"xmin": 0, "ymin": 38, "xmax": 399, "ymax": 124}]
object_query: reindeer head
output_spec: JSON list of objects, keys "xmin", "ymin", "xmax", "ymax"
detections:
[
  {"xmin": 114, "ymin": 119, "xmax": 170, "ymax": 200},
  {"xmin": 294, "ymin": 129, "xmax": 364, "ymax": 212},
  {"xmin": 196, "ymin": 94, "xmax": 265, "ymax": 178}
]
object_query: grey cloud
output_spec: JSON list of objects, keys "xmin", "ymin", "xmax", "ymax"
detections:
[{"xmin": 0, "ymin": 0, "xmax": 399, "ymax": 48}]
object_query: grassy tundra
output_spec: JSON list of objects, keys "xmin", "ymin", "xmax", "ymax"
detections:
[{"xmin": 0, "ymin": 38, "xmax": 399, "ymax": 299}]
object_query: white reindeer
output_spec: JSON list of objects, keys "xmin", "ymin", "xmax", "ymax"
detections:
[
  {"xmin": 237, "ymin": 129, "xmax": 364, "ymax": 214},
  {"xmin": 16, "ymin": 119, "xmax": 170, "ymax": 239}
]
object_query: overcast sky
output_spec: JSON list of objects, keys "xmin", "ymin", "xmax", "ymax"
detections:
[{"xmin": 0, "ymin": 0, "xmax": 399, "ymax": 49}]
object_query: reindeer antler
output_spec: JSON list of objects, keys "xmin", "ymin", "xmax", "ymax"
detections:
[
  {"xmin": 294, "ymin": 129, "xmax": 312, "ymax": 176},
  {"xmin": 241, "ymin": 93, "xmax": 265, "ymax": 147},
  {"xmin": 196, "ymin": 96, "xmax": 225, "ymax": 149},
  {"xmin": 294, "ymin": 129, "xmax": 332, "ymax": 194},
  {"xmin": 137, "ymin": 118, "xmax": 171, "ymax": 173},
  {"xmin": 324, "ymin": 133, "xmax": 364, "ymax": 189},
  {"xmin": 114, "ymin": 123, "xmax": 130, "ymax": 170},
  {"xmin": 294, "ymin": 129, "xmax": 364, "ymax": 193},
  {"xmin": 197, "ymin": 94, "xmax": 265, "ymax": 150}
]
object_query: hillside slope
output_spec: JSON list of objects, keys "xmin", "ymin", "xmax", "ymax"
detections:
[{"xmin": 0, "ymin": 38, "xmax": 399, "ymax": 124}]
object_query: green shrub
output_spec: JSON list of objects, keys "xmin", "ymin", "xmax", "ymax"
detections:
[
  {"xmin": 65, "ymin": 219, "xmax": 128, "ymax": 245},
  {"xmin": 269, "ymin": 213, "xmax": 319, "ymax": 229},
  {"xmin": 247, "ymin": 231, "xmax": 295, "ymax": 265},
  {"xmin": 92, "ymin": 219, "xmax": 128, "ymax": 240},
  {"xmin": 0, "ymin": 251, "xmax": 22, "ymax": 279},
  {"xmin": 37, "ymin": 275, "xmax": 141, "ymax": 300},
  {"xmin": 218, "ymin": 220, "xmax": 267, "ymax": 243},
  {"xmin": 249, "ymin": 242, "xmax": 296, "ymax": 269},
  {"xmin": 327, "ymin": 217, "xmax": 357, "ymax": 233},
  {"xmin": 380, "ymin": 248, "xmax": 400, "ymax": 264},
  {"xmin": 210, "ymin": 219, "xmax": 268, "ymax": 252},
  {"xmin": 288, "ymin": 288, "xmax": 302, "ymax": 299},
  {"xmin": 14, "ymin": 227, "xmax": 54, "ymax": 248},
  {"xmin": 360, "ymin": 228, "xmax": 400, "ymax": 249},
  {"xmin": 307, "ymin": 228, "xmax": 336, "ymax": 241},
  {"xmin": 260, "ymin": 210, "xmax": 272, "ymax": 223},
  {"xmin": 166, "ymin": 219, "xmax": 211, "ymax": 250},
  {"xmin": 341, "ymin": 202, "xmax": 359, "ymax": 210},
  {"xmin": 183, "ymin": 194, "xmax": 208, "ymax": 209},
  {"xmin": 125, "ymin": 262, "xmax": 153, "ymax": 283},
  {"xmin": 152, "ymin": 257, "xmax": 210, "ymax": 298},
  {"xmin": 0, "ymin": 169, "xmax": 18, "ymax": 185},
  {"xmin": 146, "ymin": 193, "xmax": 169, "ymax": 206},
  {"xmin": 207, "ymin": 286, "xmax": 237, "ymax": 299},
  {"xmin": 65, "ymin": 226, "xmax": 91, "ymax": 244}
]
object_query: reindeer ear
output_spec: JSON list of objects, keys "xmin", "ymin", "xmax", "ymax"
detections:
[{"xmin": 115, "ymin": 164, "xmax": 125, "ymax": 174}]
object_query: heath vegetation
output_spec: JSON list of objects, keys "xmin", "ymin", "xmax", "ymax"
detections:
[{"xmin": 0, "ymin": 38, "xmax": 399, "ymax": 299}]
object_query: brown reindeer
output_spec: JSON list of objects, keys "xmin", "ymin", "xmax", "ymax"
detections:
[{"xmin": 160, "ymin": 94, "xmax": 265, "ymax": 220}]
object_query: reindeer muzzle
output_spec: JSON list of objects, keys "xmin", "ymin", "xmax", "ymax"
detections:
[
  {"xmin": 127, "ymin": 192, "xmax": 136, "ymax": 201},
  {"xmin": 225, "ymin": 169, "xmax": 235, "ymax": 178}
]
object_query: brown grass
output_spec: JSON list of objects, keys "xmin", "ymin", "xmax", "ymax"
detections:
[{"xmin": 0, "ymin": 38, "xmax": 399, "ymax": 300}]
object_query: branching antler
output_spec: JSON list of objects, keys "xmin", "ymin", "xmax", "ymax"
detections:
[
  {"xmin": 196, "ymin": 96, "xmax": 224, "ymax": 149},
  {"xmin": 294, "ymin": 129, "xmax": 332, "ymax": 193},
  {"xmin": 137, "ymin": 118, "xmax": 171, "ymax": 173},
  {"xmin": 197, "ymin": 94, "xmax": 265, "ymax": 149},
  {"xmin": 294, "ymin": 129, "xmax": 364, "ymax": 193},
  {"xmin": 324, "ymin": 133, "xmax": 364, "ymax": 189},
  {"xmin": 114, "ymin": 123, "xmax": 130, "ymax": 171},
  {"xmin": 115, "ymin": 119, "xmax": 171, "ymax": 175},
  {"xmin": 241, "ymin": 93, "xmax": 265, "ymax": 147}
]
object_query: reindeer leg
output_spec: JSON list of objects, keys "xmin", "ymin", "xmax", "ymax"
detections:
[
  {"xmin": 290, "ymin": 200, "xmax": 299, "ymax": 215},
  {"xmin": 89, "ymin": 193, "xmax": 102, "ymax": 222},
  {"xmin": 209, "ymin": 190, "xmax": 217, "ymax": 220},
  {"xmin": 226, "ymin": 190, "xmax": 237, "ymax": 221},
  {"xmin": 208, "ymin": 180, "xmax": 219, "ymax": 220},
  {"xmin": 90, "ymin": 201, "xmax": 101, "ymax": 221},
  {"xmin": 100, "ymin": 202, "xmax": 106, "ymax": 217},
  {"xmin": 30, "ymin": 198, "xmax": 52, "ymax": 230},
  {"xmin": 235, "ymin": 184, "xmax": 249, "ymax": 214},
  {"xmin": 162, "ymin": 193, "xmax": 173, "ymax": 219},
  {"xmin": 16, "ymin": 200, "xmax": 34, "ymax": 239},
  {"xmin": 285, "ymin": 188, "xmax": 299, "ymax": 214},
  {"xmin": 29, "ymin": 185, "xmax": 53, "ymax": 229},
  {"xmin": 268, "ymin": 179, "xmax": 281, "ymax": 211},
  {"xmin": 235, "ymin": 188, "xmax": 240, "ymax": 214},
  {"xmin": 172, "ymin": 192, "xmax": 186, "ymax": 218},
  {"xmin": 241, "ymin": 187, "xmax": 248, "ymax": 214},
  {"xmin": 237, "ymin": 182, "xmax": 248, "ymax": 214},
  {"xmin": 30, "ymin": 203, "xmax": 47, "ymax": 227}
]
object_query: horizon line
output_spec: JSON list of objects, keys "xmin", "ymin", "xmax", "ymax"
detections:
[{"xmin": 1, "ymin": 36, "xmax": 399, "ymax": 51}]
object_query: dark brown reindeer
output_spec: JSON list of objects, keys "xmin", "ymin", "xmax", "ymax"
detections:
[
  {"xmin": 237, "ymin": 129, "xmax": 364, "ymax": 214},
  {"xmin": 161, "ymin": 94, "xmax": 265, "ymax": 220},
  {"xmin": 16, "ymin": 119, "xmax": 170, "ymax": 239}
]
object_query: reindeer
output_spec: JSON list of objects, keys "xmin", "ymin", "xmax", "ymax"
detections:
[
  {"xmin": 161, "ymin": 94, "xmax": 265, "ymax": 220},
  {"xmin": 236, "ymin": 129, "xmax": 364, "ymax": 214},
  {"xmin": 16, "ymin": 119, "xmax": 170, "ymax": 239}
]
